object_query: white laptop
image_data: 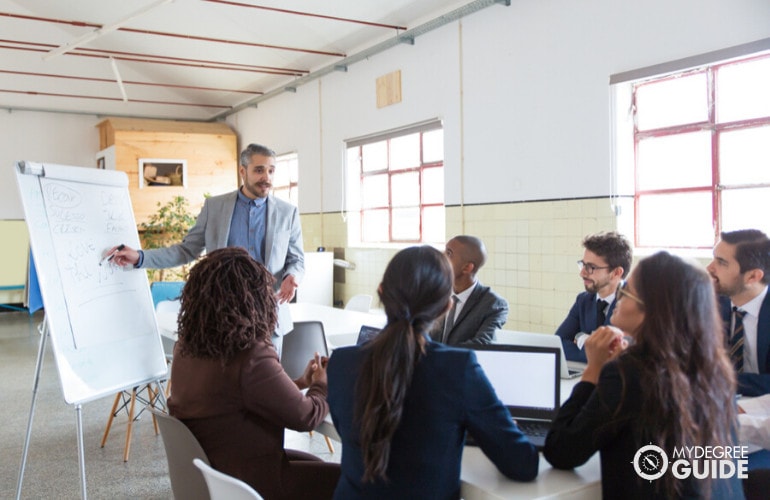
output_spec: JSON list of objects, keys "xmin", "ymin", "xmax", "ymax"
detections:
[
  {"xmin": 495, "ymin": 330, "xmax": 585, "ymax": 379},
  {"xmin": 468, "ymin": 344, "xmax": 561, "ymax": 449}
]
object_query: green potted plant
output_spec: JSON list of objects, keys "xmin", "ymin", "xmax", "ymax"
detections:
[{"xmin": 140, "ymin": 195, "xmax": 197, "ymax": 282}]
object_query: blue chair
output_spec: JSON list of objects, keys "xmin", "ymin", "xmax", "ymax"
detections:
[{"xmin": 150, "ymin": 281, "xmax": 185, "ymax": 307}]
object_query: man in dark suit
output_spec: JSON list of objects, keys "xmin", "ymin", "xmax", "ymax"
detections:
[
  {"xmin": 430, "ymin": 235, "xmax": 508, "ymax": 346},
  {"xmin": 555, "ymin": 231, "xmax": 632, "ymax": 362},
  {"xmin": 707, "ymin": 229, "xmax": 770, "ymax": 397}
]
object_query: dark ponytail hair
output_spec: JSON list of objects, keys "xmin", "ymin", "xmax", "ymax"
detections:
[{"xmin": 355, "ymin": 246, "xmax": 453, "ymax": 482}]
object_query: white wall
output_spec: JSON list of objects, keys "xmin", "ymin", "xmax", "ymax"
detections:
[
  {"xmin": 227, "ymin": 0, "xmax": 770, "ymax": 212},
  {"xmin": 2, "ymin": 0, "xmax": 769, "ymax": 219},
  {"xmin": 0, "ymin": 111, "xmax": 101, "ymax": 219}
]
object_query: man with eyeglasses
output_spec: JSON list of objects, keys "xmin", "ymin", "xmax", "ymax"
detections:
[
  {"xmin": 706, "ymin": 229, "xmax": 770, "ymax": 397},
  {"xmin": 555, "ymin": 231, "xmax": 632, "ymax": 362}
]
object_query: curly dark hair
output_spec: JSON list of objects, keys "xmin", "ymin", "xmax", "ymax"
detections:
[{"xmin": 176, "ymin": 247, "xmax": 277, "ymax": 364}]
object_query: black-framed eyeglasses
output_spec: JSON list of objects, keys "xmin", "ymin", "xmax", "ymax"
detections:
[
  {"xmin": 617, "ymin": 281, "xmax": 644, "ymax": 306},
  {"xmin": 577, "ymin": 260, "xmax": 611, "ymax": 275}
]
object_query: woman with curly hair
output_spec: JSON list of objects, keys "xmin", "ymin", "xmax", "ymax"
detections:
[
  {"xmin": 543, "ymin": 251, "xmax": 744, "ymax": 499},
  {"xmin": 327, "ymin": 246, "xmax": 539, "ymax": 499},
  {"xmin": 168, "ymin": 247, "xmax": 340, "ymax": 500}
]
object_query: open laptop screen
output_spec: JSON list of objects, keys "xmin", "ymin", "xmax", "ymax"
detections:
[
  {"xmin": 356, "ymin": 325, "xmax": 382, "ymax": 345},
  {"xmin": 469, "ymin": 344, "xmax": 560, "ymax": 420}
]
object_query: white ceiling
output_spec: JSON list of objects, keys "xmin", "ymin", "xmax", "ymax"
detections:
[{"xmin": 0, "ymin": 0, "xmax": 496, "ymax": 121}]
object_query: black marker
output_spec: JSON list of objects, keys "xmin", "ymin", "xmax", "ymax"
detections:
[{"xmin": 100, "ymin": 244, "xmax": 125, "ymax": 266}]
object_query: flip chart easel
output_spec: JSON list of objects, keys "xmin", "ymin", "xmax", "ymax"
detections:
[{"xmin": 14, "ymin": 161, "xmax": 168, "ymax": 499}]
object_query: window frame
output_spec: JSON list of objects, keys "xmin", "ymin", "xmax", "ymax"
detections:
[
  {"xmin": 346, "ymin": 120, "xmax": 444, "ymax": 244},
  {"xmin": 631, "ymin": 52, "xmax": 770, "ymax": 249}
]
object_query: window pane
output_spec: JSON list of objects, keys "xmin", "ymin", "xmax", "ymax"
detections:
[
  {"xmin": 392, "ymin": 207, "xmax": 420, "ymax": 241},
  {"xmin": 289, "ymin": 158, "xmax": 299, "ymax": 183},
  {"xmin": 717, "ymin": 56, "xmax": 770, "ymax": 123},
  {"xmin": 423, "ymin": 129, "xmax": 444, "ymax": 163},
  {"xmin": 391, "ymin": 172, "xmax": 419, "ymax": 207},
  {"xmin": 362, "ymin": 141, "xmax": 387, "ymax": 172},
  {"xmin": 273, "ymin": 165, "xmax": 290, "ymax": 186},
  {"xmin": 289, "ymin": 186, "xmax": 298, "ymax": 207},
  {"xmin": 422, "ymin": 206, "xmax": 445, "ymax": 243},
  {"xmin": 422, "ymin": 167, "xmax": 444, "ymax": 205},
  {"xmin": 719, "ymin": 125, "xmax": 770, "ymax": 185},
  {"xmin": 637, "ymin": 131, "xmax": 712, "ymax": 190},
  {"xmin": 347, "ymin": 147, "xmax": 361, "ymax": 174},
  {"xmin": 389, "ymin": 133, "xmax": 420, "ymax": 171},
  {"xmin": 637, "ymin": 192, "xmax": 713, "ymax": 247},
  {"xmin": 722, "ymin": 187, "xmax": 770, "ymax": 236},
  {"xmin": 273, "ymin": 187, "xmax": 290, "ymax": 203},
  {"xmin": 362, "ymin": 209, "xmax": 389, "ymax": 242},
  {"xmin": 361, "ymin": 174, "xmax": 389, "ymax": 208},
  {"xmin": 636, "ymin": 73, "xmax": 708, "ymax": 130}
]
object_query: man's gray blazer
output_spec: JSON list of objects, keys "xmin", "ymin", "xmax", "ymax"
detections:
[
  {"xmin": 141, "ymin": 190, "xmax": 305, "ymax": 289},
  {"xmin": 430, "ymin": 282, "xmax": 508, "ymax": 346}
]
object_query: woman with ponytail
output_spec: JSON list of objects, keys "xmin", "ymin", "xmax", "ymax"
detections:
[{"xmin": 327, "ymin": 246, "xmax": 538, "ymax": 499}]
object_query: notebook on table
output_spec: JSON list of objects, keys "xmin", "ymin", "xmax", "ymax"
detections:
[
  {"xmin": 467, "ymin": 344, "xmax": 561, "ymax": 449},
  {"xmin": 496, "ymin": 329, "xmax": 585, "ymax": 379}
]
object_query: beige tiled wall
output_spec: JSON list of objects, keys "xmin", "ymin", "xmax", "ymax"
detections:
[{"xmin": 301, "ymin": 197, "xmax": 625, "ymax": 332}]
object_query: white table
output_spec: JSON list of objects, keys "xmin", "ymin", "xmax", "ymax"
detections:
[
  {"xmin": 287, "ymin": 302, "xmax": 386, "ymax": 347},
  {"xmin": 460, "ymin": 448, "xmax": 601, "ymax": 500},
  {"xmin": 155, "ymin": 301, "xmax": 387, "ymax": 347}
]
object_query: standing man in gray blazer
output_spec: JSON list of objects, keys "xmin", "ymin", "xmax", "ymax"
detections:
[
  {"xmin": 430, "ymin": 235, "xmax": 508, "ymax": 346},
  {"xmin": 110, "ymin": 143, "xmax": 304, "ymax": 351}
]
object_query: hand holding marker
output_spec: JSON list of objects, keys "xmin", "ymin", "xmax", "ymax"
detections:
[{"xmin": 100, "ymin": 244, "xmax": 125, "ymax": 266}]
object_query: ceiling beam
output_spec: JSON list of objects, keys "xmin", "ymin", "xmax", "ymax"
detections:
[{"xmin": 42, "ymin": 0, "xmax": 175, "ymax": 60}]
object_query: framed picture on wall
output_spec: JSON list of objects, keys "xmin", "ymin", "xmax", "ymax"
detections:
[{"xmin": 139, "ymin": 159, "xmax": 187, "ymax": 188}]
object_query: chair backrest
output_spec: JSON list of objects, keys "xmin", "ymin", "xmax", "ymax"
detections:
[
  {"xmin": 281, "ymin": 321, "xmax": 329, "ymax": 380},
  {"xmin": 193, "ymin": 458, "xmax": 264, "ymax": 500},
  {"xmin": 150, "ymin": 281, "xmax": 185, "ymax": 307},
  {"xmin": 344, "ymin": 294, "xmax": 372, "ymax": 312},
  {"xmin": 148, "ymin": 406, "xmax": 211, "ymax": 500}
]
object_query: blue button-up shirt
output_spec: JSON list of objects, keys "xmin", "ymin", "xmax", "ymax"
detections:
[{"xmin": 227, "ymin": 189, "xmax": 267, "ymax": 263}]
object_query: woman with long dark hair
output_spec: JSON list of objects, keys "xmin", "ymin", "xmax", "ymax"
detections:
[
  {"xmin": 168, "ymin": 247, "xmax": 340, "ymax": 500},
  {"xmin": 327, "ymin": 246, "xmax": 539, "ymax": 499},
  {"xmin": 543, "ymin": 251, "xmax": 743, "ymax": 499}
]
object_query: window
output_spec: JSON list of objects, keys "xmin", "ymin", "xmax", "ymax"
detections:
[
  {"xmin": 629, "ymin": 52, "xmax": 770, "ymax": 249},
  {"xmin": 346, "ymin": 121, "xmax": 444, "ymax": 244},
  {"xmin": 273, "ymin": 152, "xmax": 298, "ymax": 206}
]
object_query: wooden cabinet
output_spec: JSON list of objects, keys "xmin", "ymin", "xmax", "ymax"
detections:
[{"xmin": 96, "ymin": 118, "xmax": 238, "ymax": 225}]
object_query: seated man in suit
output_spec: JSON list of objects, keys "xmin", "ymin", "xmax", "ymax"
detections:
[
  {"xmin": 555, "ymin": 231, "xmax": 632, "ymax": 362},
  {"xmin": 430, "ymin": 235, "xmax": 508, "ymax": 346},
  {"xmin": 707, "ymin": 229, "xmax": 770, "ymax": 397}
]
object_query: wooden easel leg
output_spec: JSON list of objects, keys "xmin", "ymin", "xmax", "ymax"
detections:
[
  {"xmin": 100, "ymin": 392, "xmax": 122, "ymax": 448},
  {"xmin": 148, "ymin": 384, "xmax": 160, "ymax": 435},
  {"xmin": 123, "ymin": 387, "xmax": 138, "ymax": 462},
  {"xmin": 324, "ymin": 435, "xmax": 335, "ymax": 454}
]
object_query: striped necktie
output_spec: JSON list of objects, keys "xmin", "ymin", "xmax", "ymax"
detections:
[{"xmin": 730, "ymin": 307, "xmax": 746, "ymax": 373}]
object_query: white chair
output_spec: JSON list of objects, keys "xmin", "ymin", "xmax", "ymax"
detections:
[
  {"xmin": 149, "ymin": 407, "xmax": 211, "ymax": 500},
  {"xmin": 344, "ymin": 294, "xmax": 372, "ymax": 312},
  {"xmin": 193, "ymin": 458, "xmax": 264, "ymax": 500},
  {"xmin": 281, "ymin": 321, "xmax": 335, "ymax": 453}
]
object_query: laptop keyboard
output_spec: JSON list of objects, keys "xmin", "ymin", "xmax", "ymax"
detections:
[{"xmin": 517, "ymin": 420, "xmax": 550, "ymax": 438}]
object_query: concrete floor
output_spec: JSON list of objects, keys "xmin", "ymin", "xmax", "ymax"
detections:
[{"xmin": 0, "ymin": 309, "xmax": 340, "ymax": 500}]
